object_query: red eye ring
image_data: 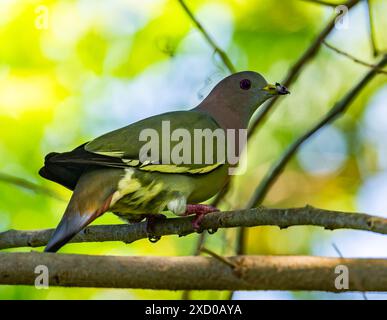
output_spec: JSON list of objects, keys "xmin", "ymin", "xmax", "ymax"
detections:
[{"xmin": 240, "ymin": 79, "xmax": 251, "ymax": 90}]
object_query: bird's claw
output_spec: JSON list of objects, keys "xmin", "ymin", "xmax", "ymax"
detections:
[
  {"xmin": 192, "ymin": 213, "xmax": 205, "ymax": 231},
  {"xmin": 207, "ymin": 228, "xmax": 218, "ymax": 234},
  {"xmin": 145, "ymin": 214, "xmax": 166, "ymax": 243},
  {"xmin": 185, "ymin": 204, "xmax": 219, "ymax": 232},
  {"xmin": 148, "ymin": 235, "xmax": 161, "ymax": 243}
]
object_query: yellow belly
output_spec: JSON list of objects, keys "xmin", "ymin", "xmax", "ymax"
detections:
[{"xmin": 109, "ymin": 165, "xmax": 228, "ymax": 217}]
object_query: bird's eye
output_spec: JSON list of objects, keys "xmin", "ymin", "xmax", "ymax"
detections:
[{"xmin": 240, "ymin": 79, "xmax": 251, "ymax": 90}]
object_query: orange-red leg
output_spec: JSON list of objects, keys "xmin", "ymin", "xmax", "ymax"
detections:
[{"xmin": 185, "ymin": 204, "xmax": 219, "ymax": 230}]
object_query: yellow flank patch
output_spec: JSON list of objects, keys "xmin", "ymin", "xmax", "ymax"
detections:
[
  {"xmin": 139, "ymin": 163, "xmax": 222, "ymax": 174},
  {"xmin": 110, "ymin": 169, "xmax": 141, "ymax": 206},
  {"xmin": 86, "ymin": 148, "xmax": 222, "ymax": 174},
  {"xmin": 123, "ymin": 159, "xmax": 140, "ymax": 166},
  {"xmin": 140, "ymin": 164, "xmax": 189, "ymax": 173},
  {"xmin": 187, "ymin": 163, "xmax": 222, "ymax": 174},
  {"xmin": 140, "ymin": 160, "xmax": 153, "ymax": 167},
  {"xmin": 92, "ymin": 150, "xmax": 125, "ymax": 157},
  {"xmin": 130, "ymin": 181, "xmax": 164, "ymax": 207}
]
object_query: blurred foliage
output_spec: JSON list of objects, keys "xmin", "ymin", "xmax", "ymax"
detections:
[{"xmin": 0, "ymin": 0, "xmax": 386, "ymax": 299}]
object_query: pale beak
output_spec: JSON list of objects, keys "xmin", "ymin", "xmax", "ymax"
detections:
[{"xmin": 263, "ymin": 83, "xmax": 290, "ymax": 95}]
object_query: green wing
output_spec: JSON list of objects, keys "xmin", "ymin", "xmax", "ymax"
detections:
[{"xmin": 85, "ymin": 111, "xmax": 225, "ymax": 174}]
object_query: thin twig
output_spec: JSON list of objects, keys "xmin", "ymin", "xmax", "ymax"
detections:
[
  {"xmin": 365, "ymin": 0, "xmax": 379, "ymax": 57},
  {"xmin": 331, "ymin": 242, "xmax": 341, "ymax": 257},
  {"xmin": 0, "ymin": 172, "xmax": 65, "ymax": 201},
  {"xmin": 226, "ymin": 226, "xmax": 247, "ymax": 299},
  {"xmin": 200, "ymin": 246, "xmax": 237, "ymax": 269},
  {"xmin": 301, "ymin": 0, "xmax": 341, "ymax": 7},
  {"xmin": 184, "ymin": 182, "xmax": 233, "ymax": 277},
  {"xmin": 332, "ymin": 243, "xmax": 368, "ymax": 300},
  {"xmin": 177, "ymin": 0, "xmax": 236, "ymax": 74},
  {"xmin": 323, "ymin": 41, "xmax": 387, "ymax": 74},
  {"xmin": 247, "ymin": 54, "xmax": 387, "ymax": 208}
]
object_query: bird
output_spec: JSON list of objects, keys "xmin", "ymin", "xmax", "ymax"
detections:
[{"xmin": 40, "ymin": 71, "xmax": 289, "ymax": 252}]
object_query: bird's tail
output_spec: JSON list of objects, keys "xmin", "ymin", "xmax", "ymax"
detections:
[{"xmin": 44, "ymin": 170, "xmax": 117, "ymax": 252}]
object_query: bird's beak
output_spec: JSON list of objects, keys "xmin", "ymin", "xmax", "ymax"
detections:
[{"xmin": 262, "ymin": 83, "xmax": 290, "ymax": 95}]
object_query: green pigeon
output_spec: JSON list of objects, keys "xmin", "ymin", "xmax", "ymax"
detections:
[{"xmin": 40, "ymin": 71, "xmax": 289, "ymax": 252}]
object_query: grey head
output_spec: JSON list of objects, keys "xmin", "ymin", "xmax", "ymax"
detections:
[{"xmin": 195, "ymin": 71, "xmax": 289, "ymax": 129}]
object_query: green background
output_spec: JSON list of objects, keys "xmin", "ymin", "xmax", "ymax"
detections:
[{"xmin": 1, "ymin": 0, "xmax": 387, "ymax": 299}]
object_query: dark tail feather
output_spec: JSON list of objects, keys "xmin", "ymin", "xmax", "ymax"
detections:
[
  {"xmin": 39, "ymin": 152, "xmax": 84, "ymax": 191},
  {"xmin": 44, "ymin": 194, "xmax": 113, "ymax": 252},
  {"xmin": 44, "ymin": 208, "xmax": 97, "ymax": 253},
  {"xmin": 44, "ymin": 170, "xmax": 117, "ymax": 252}
]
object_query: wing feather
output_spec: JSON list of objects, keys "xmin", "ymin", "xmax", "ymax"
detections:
[
  {"xmin": 43, "ymin": 111, "xmax": 225, "ymax": 184},
  {"xmin": 84, "ymin": 110, "xmax": 225, "ymax": 175}
]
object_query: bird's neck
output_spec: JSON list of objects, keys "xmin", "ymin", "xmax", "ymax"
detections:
[{"xmin": 194, "ymin": 99, "xmax": 250, "ymax": 131}]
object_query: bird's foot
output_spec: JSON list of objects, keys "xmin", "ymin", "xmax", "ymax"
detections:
[
  {"xmin": 185, "ymin": 204, "xmax": 219, "ymax": 231},
  {"xmin": 145, "ymin": 214, "xmax": 166, "ymax": 243}
]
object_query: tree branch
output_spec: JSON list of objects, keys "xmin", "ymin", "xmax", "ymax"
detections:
[
  {"xmin": 248, "ymin": 0, "xmax": 361, "ymax": 136},
  {"xmin": 177, "ymin": 0, "xmax": 236, "ymax": 74},
  {"xmin": 0, "ymin": 172, "xmax": 65, "ymax": 201},
  {"xmin": 365, "ymin": 0, "xmax": 379, "ymax": 57},
  {"xmin": 2, "ymin": 252, "xmax": 387, "ymax": 291},
  {"xmin": 323, "ymin": 41, "xmax": 387, "ymax": 74},
  {"xmin": 2, "ymin": 206, "xmax": 387, "ymax": 250},
  {"xmin": 248, "ymin": 54, "xmax": 387, "ymax": 208},
  {"xmin": 300, "ymin": 0, "xmax": 342, "ymax": 7}
]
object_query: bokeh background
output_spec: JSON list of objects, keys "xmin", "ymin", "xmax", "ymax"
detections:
[{"xmin": 1, "ymin": 0, "xmax": 387, "ymax": 299}]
